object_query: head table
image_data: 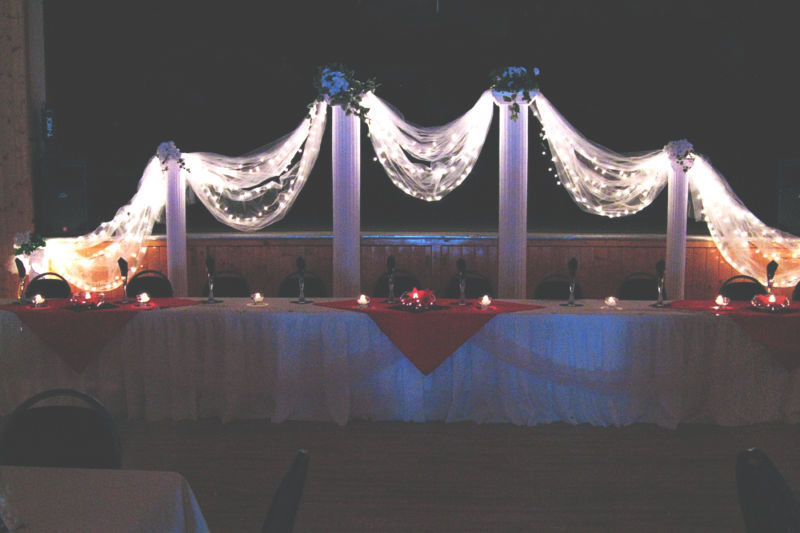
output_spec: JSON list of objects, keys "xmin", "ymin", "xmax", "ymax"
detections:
[{"xmin": 1, "ymin": 297, "xmax": 798, "ymax": 429}]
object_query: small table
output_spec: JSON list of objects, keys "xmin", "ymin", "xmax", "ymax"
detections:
[{"xmin": 0, "ymin": 466, "xmax": 209, "ymax": 532}]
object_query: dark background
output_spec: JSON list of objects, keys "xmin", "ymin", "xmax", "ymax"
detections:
[{"xmin": 41, "ymin": 0, "xmax": 800, "ymax": 236}]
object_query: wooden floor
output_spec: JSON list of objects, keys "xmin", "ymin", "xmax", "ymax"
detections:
[{"xmin": 118, "ymin": 419, "xmax": 800, "ymax": 532}]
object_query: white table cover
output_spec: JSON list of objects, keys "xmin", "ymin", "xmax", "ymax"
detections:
[
  {"xmin": 0, "ymin": 466, "xmax": 209, "ymax": 533},
  {"xmin": 1, "ymin": 298, "xmax": 798, "ymax": 428}
]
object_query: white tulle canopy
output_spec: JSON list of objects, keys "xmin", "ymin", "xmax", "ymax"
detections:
[{"xmin": 17, "ymin": 68, "xmax": 800, "ymax": 291}]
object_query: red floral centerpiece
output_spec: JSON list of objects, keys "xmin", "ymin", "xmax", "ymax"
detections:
[
  {"xmin": 400, "ymin": 287, "xmax": 437, "ymax": 311},
  {"xmin": 751, "ymin": 293, "xmax": 790, "ymax": 312}
]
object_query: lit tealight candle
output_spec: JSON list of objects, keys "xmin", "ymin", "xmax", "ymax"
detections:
[
  {"xmin": 714, "ymin": 294, "xmax": 730, "ymax": 307},
  {"xmin": 83, "ymin": 291, "xmax": 92, "ymax": 302},
  {"xmin": 32, "ymin": 294, "xmax": 45, "ymax": 307},
  {"xmin": 768, "ymin": 294, "xmax": 777, "ymax": 304},
  {"xmin": 604, "ymin": 296, "xmax": 618, "ymax": 307},
  {"xmin": 137, "ymin": 292, "xmax": 150, "ymax": 305},
  {"xmin": 251, "ymin": 292, "xmax": 264, "ymax": 304},
  {"xmin": 480, "ymin": 295, "xmax": 492, "ymax": 308},
  {"xmin": 357, "ymin": 294, "xmax": 370, "ymax": 307}
]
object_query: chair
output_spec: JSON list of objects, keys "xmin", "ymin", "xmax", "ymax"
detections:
[
  {"xmin": 373, "ymin": 269, "xmax": 421, "ymax": 298},
  {"xmin": 278, "ymin": 271, "xmax": 327, "ymax": 298},
  {"xmin": 533, "ymin": 273, "xmax": 584, "ymax": 300},
  {"xmin": 720, "ymin": 275, "xmax": 767, "ymax": 301},
  {"xmin": 202, "ymin": 270, "xmax": 251, "ymax": 297},
  {"xmin": 261, "ymin": 449, "xmax": 310, "ymax": 533},
  {"xmin": 616, "ymin": 272, "xmax": 663, "ymax": 300},
  {"xmin": 0, "ymin": 388, "xmax": 121, "ymax": 469},
  {"xmin": 24, "ymin": 272, "xmax": 72, "ymax": 299},
  {"xmin": 126, "ymin": 269, "xmax": 174, "ymax": 298},
  {"xmin": 442, "ymin": 271, "xmax": 493, "ymax": 299},
  {"xmin": 736, "ymin": 448, "xmax": 800, "ymax": 532}
]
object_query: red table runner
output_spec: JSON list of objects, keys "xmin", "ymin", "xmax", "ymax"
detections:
[
  {"xmin": 669, "ymin": 300, "xmax": 800, "ymax": 370},
  {"xmin": 0, "ymin": 298, "xmax": 200, "ymax": 373},
  {"xmin": 317, "ymin": 299, "xmax": 542, "ymax": 375}
]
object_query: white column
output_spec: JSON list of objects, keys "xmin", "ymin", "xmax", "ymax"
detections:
[
  {"xmin": 166, "ymin": 156, "xmax": 188, "ymax": 296},
  {"xmin": 666, "ymin": 160, "xmax": 688, "ymax": 300},
  {"xmin": 332, "ymin": 105, "xmax": 361, "ymax": 297},
  {"xmin": 494, "ymin": 95, "xmax": 528, "ymax": 299}
]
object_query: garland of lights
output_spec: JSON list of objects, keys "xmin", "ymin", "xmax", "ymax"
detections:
[
  {"xmin": 17, "ymin": 70, "xmax": 800, "ymax": 292},
  {"xmin": 362, "ymin": 91, "xmax": 494, "ymax": 201}
]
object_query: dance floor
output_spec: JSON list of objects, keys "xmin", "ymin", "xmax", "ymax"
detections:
[{"xmin": 1, "ymin": 297, "xmax": 798, "ymax": 428}]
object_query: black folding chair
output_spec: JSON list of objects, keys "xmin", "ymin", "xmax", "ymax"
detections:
[
  {"xmin": 24, "ymin": 272, "xmax": 72, "ymax": 299},
  {"xmin": 720, "ymin": 275, "xmax": 767, "ymax": 301},
  {"xmin": 202, "ymin": 270, "xmax": 252, "ymax": 297},
  {"xmin": 0, "ymin": 388, "xmax": 121, "ymax": 469},
  {"xmin": 736, "ymin": 448, "xmax": 800, "ymax": 532},
  {"xmin": 126, "ymin": 269, "xmax": 174, "ymax": 298},
  {"xmin": 261, "ymin": 449, "xmax": 310, "ymax": 533}
]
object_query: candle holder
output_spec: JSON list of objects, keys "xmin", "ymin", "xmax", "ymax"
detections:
[
  {"xmin": 356, "ymin": 294, "xmax": 371, "ymax": 308},
  {"xmin": 135, "ymin": 292, "xmax": 152, "ymax": 307},
  {"xmin": 478, "ymin": 295, "xmax": 492, "ymax": 309},
  {"xmin": 31, "ymin": 294, "xmax": 46, "ymax": 308},
  {"xmin": 248, "ymin": 292, "xmax": 268, "ymax": 307},
  {"xmin": 602, "ymin": 296, "xmax": 621, "ymax": 309},
  {"xmin": 713, "ymin": 294, "xmax": 730, "ymax": 310}
]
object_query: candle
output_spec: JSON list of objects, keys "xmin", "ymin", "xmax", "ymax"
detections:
[
  {"xmin": 251, "ymin": 292, "xmax": 264, "ymax": 304},
  {"xmin": 357, "ymin": 294, "xmax": 370, "ymax": 306},
  {"xmin": 32, "ymin": 294, "xmax": 45, "ymax": 307},
  {"xmin": 768, "ymin": 294, "xmax": 777, "ymax": 304},
  {"xmin": 604, "ymin": 296, "xmax": 618, "ymax": 307},
  {"xmin": 137, "ymin": 292, "xmax": 150, "ymax": 304},
  {"xmin": 480, "ymin": 295, "xmax": 492, "ymax": 308},
  {"xmin": 83, "ymin": 291, "xmax": 92, "ymax": 302},
  {"xmin": 714, "ymin": 294, "xmax": 729, "ymax": 307}
]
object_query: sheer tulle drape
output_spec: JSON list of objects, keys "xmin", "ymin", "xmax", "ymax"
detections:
[
  {"xmin": 688, "ymin": 155, "xmax": 800, "ymax": 287},
  {"xmin": 184, "ymin": 100, "xmax": 327, "ymax": 231},
  {"xmin": 531, "ymin": 93, "xmax": 671, "ymax": 218},
  {"xmin": 363, "ymin": 91, "xmax": 494, "ymax": 201}
]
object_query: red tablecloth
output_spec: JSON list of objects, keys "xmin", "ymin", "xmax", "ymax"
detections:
[
  {"xmin": 670, "ymin": 300, "xmax": 800, "ymax": 370},
  {"xmin": 317, "ymin": 299, "xmax": 542, "ymax": 375},
  {"xmin": 0, "ymin": 298, "xmax": 200, "ymax": 373}
]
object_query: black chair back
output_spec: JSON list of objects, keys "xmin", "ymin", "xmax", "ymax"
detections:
[
  {"xmin": 261, "ymin": 449, "xmax": 310, "ymax": 533},
  {"xmin": 202, "ymin": 270, "xmax": 251, "ymax": 297},
  {"xmin": 736, "ymin": 448, "xmax": 800, "ymax": 532},
  {"xmin": 278, "ymin": 272, "xmax": 327, "ymax": 298},
  {"xmin": 0, "ymin": 388, "xmax": 121, "ymax": 469},
  {"xmin": 373, "ymin": 269, "xmax": 421, "ymax": 298},
  {"xmin": 126, "ymin": 269, "xmax": 174, "ymax": 298},
  {"xmin": 534, "ymin": 273, "xmax": 584, "ymax": 300},
  {"xmin": 24, "ymin": 272, "xmax": 72, "ymax": 299},
  {"xmin": 720, "ymin": 275, "xmax": 767, "ymax": 301},
  {"xmin": 442, "ymin": 271, "xmax": 493, "ymax": 299},
  {"xmin": 617, "ymin": 272, "xmax": 662, "ymax": 300}
]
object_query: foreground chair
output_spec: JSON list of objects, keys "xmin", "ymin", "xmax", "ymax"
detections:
[
  {"xmin": 736, "ymin": 448, "xmax": 800, "ymax": 532},
  {"xmin": 24, "ymin": 272, "xmax": 72, "ymax": 299},
  {"xmin": 126, "ymin": 269, "xmax": 174, "ymax": 298},
  {"xmin": 616, "ymin": 272, "xmax": 662, "ymax": 300},
  {"xmin": 442, "ymin": 270, "xmax": 493, "ymax": 299},
  {"xmin": 262, "ymin": 449, "xmax": 310, "ymax": 533},
  {"xmin": 533, "ymin": 273, "xmax": 584, "ymax": 300},
  {"xmin": 0, "ymin": 388, "xmax": 121, "ymax": 469},
  {"xmin": 720, "ymin": 275, "xmax": 767, "ymax": 301},
  {"xmin": 202, "ymin": 270, "xmax": 252, "ymax": 297}
]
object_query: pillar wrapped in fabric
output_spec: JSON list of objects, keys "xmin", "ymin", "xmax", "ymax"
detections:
[{"xmin": 332, "ymin": 105, "xmax": 361, "ymax": 296}]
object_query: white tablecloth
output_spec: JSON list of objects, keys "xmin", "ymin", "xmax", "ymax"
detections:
[
  {"xmin": 1, "ymin": 298, "xmax": 798, "ymax": 428},
  {"xmin": 0, "ymin": 466, "xmax": 209, "ymax": 532}
]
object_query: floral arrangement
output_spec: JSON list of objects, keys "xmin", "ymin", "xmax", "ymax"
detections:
[
  {"xmin": 313, "ymin": 63, "xmax": 378, "ymax": 120},
  {"xmin": 489, "ymin": 66, "xmax": 541, "ymax": 120},
  {"xmin": 400, "ymin": 287, "xmax": 437, "ymax": 311},
  {"xmin": 665, "ymin": 139, "xmax": 694, "ymax": 172},
  {"xmin": 156, "ymin": 141, "xmax": 189, "ymax": 173},
  {"xmin": 13, "ymin": 232, "xmax": 46, "ymax": 257}
]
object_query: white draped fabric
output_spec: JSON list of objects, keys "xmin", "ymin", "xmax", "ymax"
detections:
[
  {"xmin": 1, "ymin": 299, "xmax": 797, "ymax": 429},
  {"xmin": 362, "ymin": 91, "xmax": 495, "ymax": 201},
  {"xmin": 183, "ymin": 100, "xmax": 328, "ymax": 231},
  {"xmin": 45, "ymin": 156, "xmax": 167, "ymax": 292},
  {"xmin": 688, "ymin": 155, "xmax": 800, "ymax": 287},
  {"xmin": 531, "ymin": 93, "xmax": 671, "ymax": 218}
]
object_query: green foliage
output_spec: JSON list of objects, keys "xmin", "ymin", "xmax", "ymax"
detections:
[
  {"xmin": 14, "ymin": 233, "xmax": 46, "ymax": 256},
  {"xmin": 311, "ymin": 63, "xmax": 379, "ymax": 121}
]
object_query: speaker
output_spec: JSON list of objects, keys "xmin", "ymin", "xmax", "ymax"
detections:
[{"xmin": 38, "ymin": 158, "xmax": 89, "ymax": 236}]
